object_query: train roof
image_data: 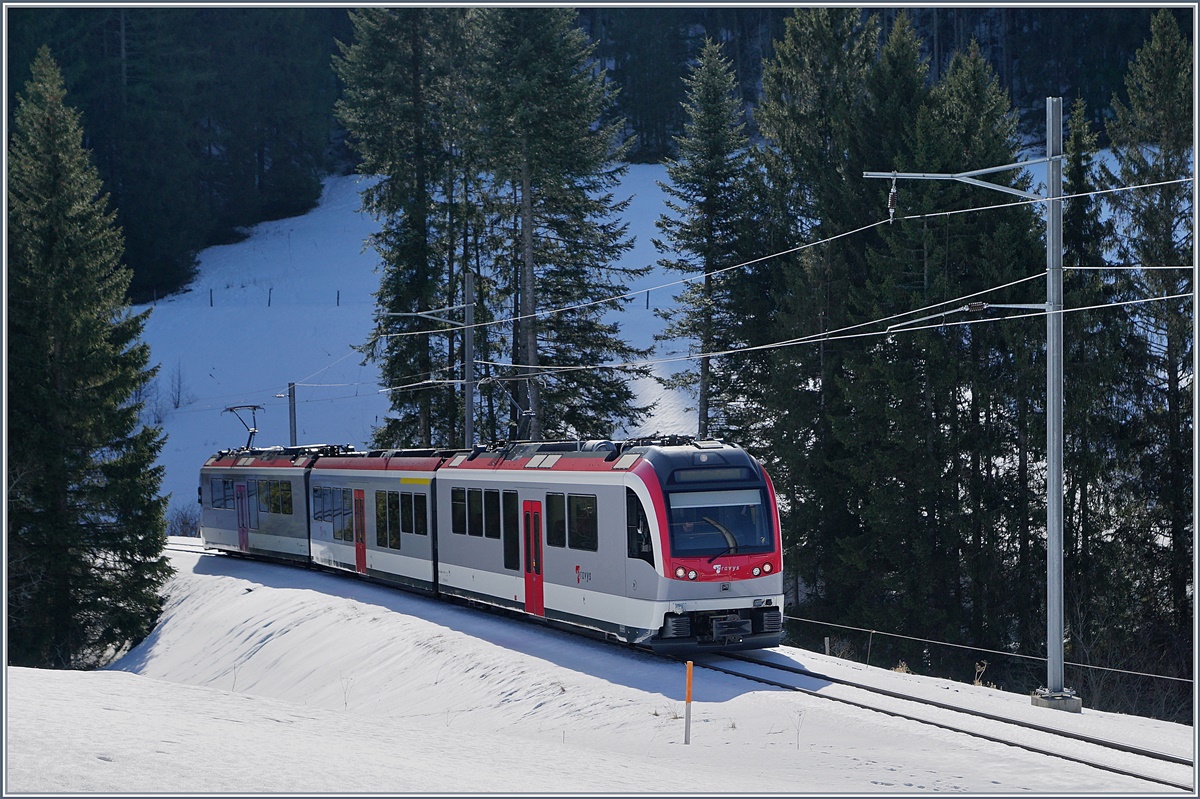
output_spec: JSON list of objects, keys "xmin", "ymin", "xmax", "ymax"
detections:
[
  {"xmin": 203, "ymin": 436, "xmax": 764, "ymax": 483},
  {"xmin": 203, "ymin": 443, "xmax": 356, "ymax": 469}
]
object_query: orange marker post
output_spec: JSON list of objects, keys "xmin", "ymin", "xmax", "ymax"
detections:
[{"xmin": 685, "ymin": 660, "xmax": 693, "ymax": 744}]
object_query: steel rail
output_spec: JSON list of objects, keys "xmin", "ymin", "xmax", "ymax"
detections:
[{"xmin": 687, "ymin": 653, "xmax": 1192, "ymax": 792}]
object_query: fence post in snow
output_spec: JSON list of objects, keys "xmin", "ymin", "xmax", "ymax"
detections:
[{"xmin": 684, "ymin": 660, "xmax": 693, "ymax": 744}]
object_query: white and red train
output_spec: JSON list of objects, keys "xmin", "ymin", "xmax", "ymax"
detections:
[{"xmin": 199, "ymin": 436, "xmax": 784, "ymax": 652}]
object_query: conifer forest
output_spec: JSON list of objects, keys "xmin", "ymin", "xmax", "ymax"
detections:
[{"xmin": 5, "ymin": 6, "xmax": 1194, "ymax": 722}]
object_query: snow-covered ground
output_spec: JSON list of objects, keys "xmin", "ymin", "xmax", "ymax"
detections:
[
  {"xmin": 6, "ymin": 542, "xmax": 1193, "ymax": 794},
  {"xmin": 139, "ymin": 165, "xmax": 694, "ymax": 521}
]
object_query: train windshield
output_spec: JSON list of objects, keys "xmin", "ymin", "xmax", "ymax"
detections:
[{"xmin": 666, "ymin": 489, "xmax": 773, "ymax": 558}]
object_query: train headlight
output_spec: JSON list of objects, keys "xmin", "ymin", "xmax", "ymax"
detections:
[
  {"xmin": 675, "ymin": 566, "xmax": 686, "ymax": 579},
  {"xmin": 763, "ymin": 562, "xmax": 773, "ymax": 573},
  {"xmin": 752, "ymin": 566, "xmax": 762, "ymax": 576},
  {"xmin": 687, "ymin": 570, "xmax": 698, "ymax": 580}
]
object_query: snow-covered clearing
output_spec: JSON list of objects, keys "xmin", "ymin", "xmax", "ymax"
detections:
[
  {"xmin": 6, "ymin": 544, "xmax": 1193, "ymax": 794},
  {"xmin": 140, "ymin": 165, "xmax": 691, "ymax": 521}
]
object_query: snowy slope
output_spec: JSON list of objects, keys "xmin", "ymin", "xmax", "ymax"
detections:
[
  {"xmin": 139, "ymin": 165, "xmax": 695, "ymax": 519},
  {"xmin": 6, "ymin": 543, "xmax": 1193, "ymax": 794}
]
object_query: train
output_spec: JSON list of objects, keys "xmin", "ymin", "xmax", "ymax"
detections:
[{"xmin": 198, "ymin": 434, "xmax": 785, "ymax": 652}]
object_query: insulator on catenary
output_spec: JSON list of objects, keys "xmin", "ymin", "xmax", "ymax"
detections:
[{"xmin": 887, "ymin": 181, "xmax": 897, "ymax": 223}]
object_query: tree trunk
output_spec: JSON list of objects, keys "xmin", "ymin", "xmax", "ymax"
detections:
[{"xmin": 519, "ymin": 152, "xmax": 541, "ymax": 440}]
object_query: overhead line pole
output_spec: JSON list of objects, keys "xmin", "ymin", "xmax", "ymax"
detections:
[{"xmin": 866, "ymin": 97, "xmax": 1078, "ymax": 712}]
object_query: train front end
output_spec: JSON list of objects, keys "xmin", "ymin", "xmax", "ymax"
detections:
[{"xmin": 631, "ymin": 440, "xmax": 785, "ymax": 652}]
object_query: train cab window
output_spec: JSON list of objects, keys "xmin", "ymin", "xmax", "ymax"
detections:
[
  {"xmin": 502, "ymin": 491, "xmax": 519, "ymax": 571},
  {"xmin": 414, "ymin": 493, "xmax": 429, "ymax": 536},
  {"xmin": 467, "ymin": 488, "xmax": 484, "ymax": 536},
  {"xmin": 484, "ymin": 490, "xmax": 501, "ymax": 540},
  {"xmin": 626, "ymin": 489, "xmax": 654, "ymax": 566},
  {"xmin": 451, "ymin": 487, "xmax": 467, "ymax": 534},
  {"xmin": 545, "ymin": 493, "xmax": 566, "ymax": 547},
  {"xmin": 567, "ymin": 494, "xmax": 598, "ymax": 552},
  {"xmin": 667, "ymin": 489, "xmax": 772, "ymax": 558}
]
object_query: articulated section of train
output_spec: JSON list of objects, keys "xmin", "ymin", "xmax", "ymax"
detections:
[{"xmin": 199, "ymin": 436, "xmax": 784, "ymax": 652}]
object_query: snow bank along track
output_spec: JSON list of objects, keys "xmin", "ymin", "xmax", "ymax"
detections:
[
  {"xmin": 689, "ymin": 652, "xmax": 1193, "ymax": 792},
  {"xmin": 164, "ymin": 541, "xmax": 1190, "ymax": 790}
]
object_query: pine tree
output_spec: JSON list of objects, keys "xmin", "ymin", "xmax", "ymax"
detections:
[
  {"xmin": 1057, "ymin": 96, "xmax": 1156, "ymax": 713},
  {"xmin": 823, "ymin": 12, "xmax": 949, "ymax": 667},
  {"xmin": 7, "ymin": 48, "xmax": 172, "ymax": 669},
  {"xmin": 747, "ymin": 7, "xmax": 879, "ymax": 628},
  {"xmin": 473, "ymin": 7, "xmax": 650, "ymax": 440},
  {"xmin": 334, "ymin": 8, "xmax": 455, "ymax": 447},
  {"xmin": 1103, "ymin": 8, "xmax": 1193, "ymax": 680},
  {"xmin": 605, "ymin": 8, "xmax": 689, "ymax": 162},
  {"xmin": 653, "ymin": 39, "xmax": 753, "ymax": 438},
  {"xmin": 897, "ymin": 42, "xmax": 1044, "ymax": 673}
]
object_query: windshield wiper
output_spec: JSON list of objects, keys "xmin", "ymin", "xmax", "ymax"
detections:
[{"xmin": 705, "ymin": 517, "xmax": 739, "ymax": 562}]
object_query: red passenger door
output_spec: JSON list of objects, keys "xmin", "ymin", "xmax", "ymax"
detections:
[
  {"xmin": 234, "ymin": 482, "xmax": 250, "ymax": 551},
  {"xmin": 523, "ymin": 500, "xmax": 545, "ymax": 617},
  {"xmin": 354, "ymin": 489, "xmax": 367, "ymax": 574}
]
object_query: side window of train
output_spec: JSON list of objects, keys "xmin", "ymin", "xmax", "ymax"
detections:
[
  {"xmin": 502, "ymin": 491, "xmax": 519, "ymax": 571},
  {"xmin": 374, "ymin": 491, "xmax": 389, "ymax": 548},
  {"xmin": 247, "ymin": 481, "xmax": 260, "ymax": 529},
  {"xmin": 626, "ymin": 489, "xmax": 654, "ymax": 565},
  {"xmin": 339, "ymin": 488, "xmax": 354, "ymax": 541},
  {"xmin": 484, "ymin": 489, "xmax": 501, "ymax": 540},
  {"xmin": 330, "ymin": 487, "xmax": 353, "ymax": 541},
  {"xmin": 329, "ymin": 487, "xmax": 342, "ymax": 539},
  {"xmin": 451, "ymin": 487, "xmax": 467, "ymax": 535},
  {"xmin": 567, "ymin": 494, "xmax": 598, "ymax": 552},
  {"xmin": 546, "ymin": 493, "xmax": 566, "ymax": 547},
  {"xmin": 313, "ymin": 485, "xmax": 331, "ymax": 522},
  {"xmin": 414, "ymin": 493, "xmax": 429, "ymax": 536},
  {"xmin": 211, "ymin": 478, "xmax": 234, "ymax": 509},
  {"xmin": 399, "ymin": 492, "xmax": 413, "ymax": 535},
  {"xmin": 467, "ymin": 488, "xmax": 484, "ymax": 537}
]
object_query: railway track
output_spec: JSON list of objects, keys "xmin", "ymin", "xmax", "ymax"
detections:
[
  {"xmin": 164, "ymin": 540, "xmax": 214, "ymax": 556},
  {"xmin": 688, "ymin": 652, "xmax": 1193, "ymax": 792}
]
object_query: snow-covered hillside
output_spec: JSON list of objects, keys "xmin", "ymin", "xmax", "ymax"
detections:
[
  {"xmin": 139, "ymin": 165, "xmax": 694, "ymax": 520},
  {"xmin": 6, "ymin": 543, "xmax": 1192, "ymax": 794}
]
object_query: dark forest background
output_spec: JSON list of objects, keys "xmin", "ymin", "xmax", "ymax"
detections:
[{"xmin": 6, "ymin": 6, "xmax": 1188, "ymax": 301}]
